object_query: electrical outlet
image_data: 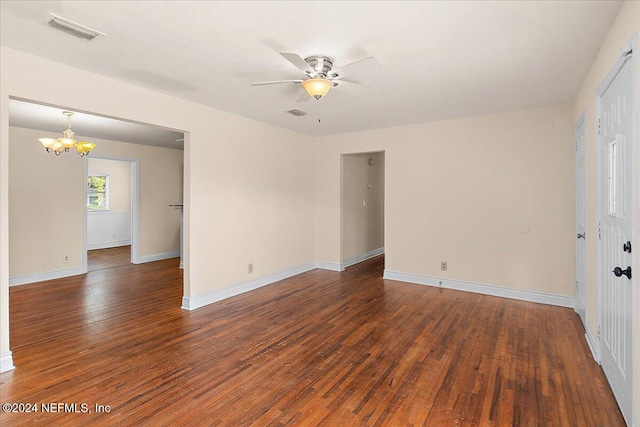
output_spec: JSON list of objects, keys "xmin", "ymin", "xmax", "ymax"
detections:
[
  {"xmin": 440, "ymin": 261, "xmax": 447, "ymax": 271},
  {"xmin": 64, "ymin": 255, "xmax": 69, "ymax": 263},
  {"xmin": 248, "ymin": 263, "xmax": 253, "ymax": 274}
]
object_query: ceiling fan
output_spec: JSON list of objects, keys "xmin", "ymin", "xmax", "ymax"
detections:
[{"xmin": 250, "ymin": 53, "xmax": 380, "ymax": 102}]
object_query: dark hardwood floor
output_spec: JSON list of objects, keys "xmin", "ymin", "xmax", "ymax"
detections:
[
  {"xmin": 0, "ymin": 255, "xmax": 624, "ymax": 426},
  {"xmin": 87, "ymin": 245, "xmax": 132, "ymax": 272}
]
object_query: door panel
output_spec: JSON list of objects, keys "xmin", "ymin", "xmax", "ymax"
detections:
[{"xmin": 597, "ymin": 55, "xmax": 634, "ymax": 423}]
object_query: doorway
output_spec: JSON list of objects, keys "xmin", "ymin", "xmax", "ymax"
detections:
[
  {"xmin": 7, "ymin": 97, "xmax": 185, "ymax": 282},
  {"xmin": 341, "ymin": 151, "xmax": 385, "ymax": 270},
  {"xmin": 85, "ymin": 157, "xmax": 137, "ymax": 272},
  {"xmin": 595, "ymin": 35, "xmax": 638, "ymax": 425}
]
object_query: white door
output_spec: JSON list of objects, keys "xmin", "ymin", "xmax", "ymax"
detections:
[
  {"xmin": 574, "ymin": 114, "xmax": 587, "ymax": 324},
  {"xmin": 596, "ymin": 43, "xmax": 636, "ymax": 425}
]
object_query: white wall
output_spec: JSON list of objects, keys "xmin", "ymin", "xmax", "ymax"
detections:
[
  {"xmin": 572, "ymin": 0, "xmax": 639, "ymax": 419},
  {"xmin": 342, "ymin": 152, "xmax": 384, "ymax": 261},
  {"xmin": 87, "ymin": 212, "xmax": 132, "ymax": 250},
  {"xmin": 317, "ymin": 103, "xmax": 575, "ymax": 297},
  {"xmin": 9, "ymin": 126, "xmax": 84, "ymax": 278},
  {"xmin": 0, "ymin": 47, "xmax": 316, "ymax": 366}
]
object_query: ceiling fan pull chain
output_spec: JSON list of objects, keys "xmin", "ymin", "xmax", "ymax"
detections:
[{"xmin": 317, "ymin": 99, "xmax": 321, "ymax": 123}]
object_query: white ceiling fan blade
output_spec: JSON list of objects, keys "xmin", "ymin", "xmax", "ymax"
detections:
[
  {"xmin": 331, "ymin": 79, "xmax": 370, "ymax": 96},
  {"xmin": 333, "ymin": 56, "xmax": 381, "ymax": 77},
  {"xmin": 280, "ymin": 52, "xmax": 313, "ymax": 74},
  {"xmin": 250, "ymin": 79, "xmax": 303, "ymax": 86}
]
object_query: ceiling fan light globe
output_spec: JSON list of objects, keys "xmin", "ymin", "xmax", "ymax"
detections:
[{"xmin": 301, "ymin": 78, "xmax": 332, "ymax": 99}]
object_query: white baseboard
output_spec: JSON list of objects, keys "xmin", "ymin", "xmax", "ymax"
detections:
[
  {"xmin": 585, "ymin": 322, "xmax": 600, "ymax": 364},
  {"xmin": 133, "ymin": 251, "xmax": 180, "ymax": 264},
  {"xmin": 315, "ymin": 261, "xmax": 343, "ymax": 272},
  {"xmin": 0, "ymin": 351, "xmax": 15, "ymax": 372},
  {"xmin": 342, "ymin": 247, "xmax": 384, "ymax": 269},
  {"xmin": 87, "ymin": 239, "xmax": 131, "ymax": 250},
  {"xmin": 382, "ymin": 270, "xmax": 574, "ymax": 308},
  {"xmin": 182, "ymin": 262, "xmax": 317, "ymax": 310},
  {"xmin": 9, "ymin": 266, "xmax": 87, "ymax": 286}
]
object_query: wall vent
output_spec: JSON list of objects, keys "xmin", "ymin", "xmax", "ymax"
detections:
[
  {"xmin": 286, "ymin": 109, "xmax": 308, "ymax": 117},
  {"xmin": 48, "ymin": 13, "xmax": 106, "ymax": 41}
]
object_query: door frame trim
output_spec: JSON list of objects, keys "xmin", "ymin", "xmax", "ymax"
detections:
[
  {"xmin": 595, "ymin": 33, "xmax": 638, "ymax": 427},
  {"xmin": 573, "ymin": 111, "xmax": 586, "ymax": 326}
]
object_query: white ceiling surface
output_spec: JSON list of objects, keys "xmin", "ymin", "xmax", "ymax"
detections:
[
  {"xmin": 9, "ymin": 99, "xmax": 184, "ymax": 149},
  {"xmin": 0, "ymin": 1, "xmax": 623, "ymax": 138}
]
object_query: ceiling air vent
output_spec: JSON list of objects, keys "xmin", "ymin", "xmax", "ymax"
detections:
[
  {"xmin": 286, "ymin": 109, "xmax": 308, "ymax": 117},
  {"xmin": 48, "ymin": 13, "xmax": 106, "ymax": 41}
]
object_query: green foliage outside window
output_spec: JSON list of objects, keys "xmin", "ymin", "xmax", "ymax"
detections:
[{"xmin": 87, "ymin": 175, "xmax": 108, "ymax": 210}]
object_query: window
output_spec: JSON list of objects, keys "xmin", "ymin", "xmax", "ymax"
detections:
[
  {"xmin": 608, "ymin": 139, "xmax": 617, "ymax": 215},
  {"xmin": 87, "ymin": 175, "xmax": 109, "ymax": 210}
]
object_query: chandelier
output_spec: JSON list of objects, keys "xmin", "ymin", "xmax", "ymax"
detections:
[{"xmin": 38, "ymin": 111, "xmax": 97, "ymax": 156}]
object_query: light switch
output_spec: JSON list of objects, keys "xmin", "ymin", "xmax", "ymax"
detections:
[{"xmin": 363, "ymin": 200, "xmax": 366, "ymax": 207}]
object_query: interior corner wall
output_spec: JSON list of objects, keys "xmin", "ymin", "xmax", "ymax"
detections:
[
  {"xmin": 571, "ymin": 0, "xmax": 639, "ymax": 418},
  {"xmin": 0, "ymin": 46, "xmax": 316, "ymax": 364},
  {"xmin": 342, "ymin": 152, "xmax": 384, "ymax": 261},
  {"xmin": 317, "ymin": 103, "xmax": 575, "ymax": 297}
]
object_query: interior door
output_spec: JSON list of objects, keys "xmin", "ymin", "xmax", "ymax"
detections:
[
  {"xmin": 597, "ymin": 50, "xmax": 635, "ymax": 425},
  {"xmin": 574, "ymin": 115, "xmax": 587, "ymax": 324}
]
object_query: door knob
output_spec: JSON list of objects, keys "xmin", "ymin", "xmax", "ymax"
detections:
[
  {"xmin": 623, "ymin": 241, "xmax": 632, "ymax": 253},
  {"xmin": 577, "ymin": 233, "xmax": 586, "ymax": 239},
  {"xmin": 612, "ymin": 266, "xmax": 632, "ymax": 279}
]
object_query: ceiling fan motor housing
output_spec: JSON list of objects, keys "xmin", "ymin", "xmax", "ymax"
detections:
[
  {"xmin": 249, "ymin": 52, "xmax": 375, "ymax": 99},
  {"xmin": 305, "ymin": 55, "xmax": 334, "ymax": 78}
]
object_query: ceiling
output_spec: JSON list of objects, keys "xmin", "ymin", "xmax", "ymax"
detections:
[
  {"xmin": 0, "ymin": 1, "xmax": 623, "ymax": 138},
  {"xmin": 9, "ymin": 99, "xmax": 184, "ymax": 149}
]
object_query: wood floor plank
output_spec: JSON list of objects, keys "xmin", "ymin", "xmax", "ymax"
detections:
[
  {"xmin": 87, "ymin": 245, "xmax": 132, "ymax": 272},
  {"xmin": 0, "ymin": 252, "xmax": 625, "ymax": 426}
]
